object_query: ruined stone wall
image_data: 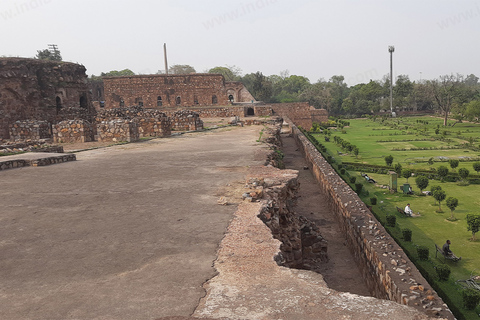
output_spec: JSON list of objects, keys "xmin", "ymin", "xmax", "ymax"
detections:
[
  {"xmin": 53, "ymin": 120, "xmax": 95, "ymax": 143},
  {"xmin": 96, "ymin": 120, "xmax": 139, "ymax": 142},
  {"xmin": 171, "ymin": 110, "xmax": 203, "ymax": 131},
  {"xmin": 265, "ymin": 102, "xmax": 328, "ymax": 130},
  {"xmin": 311, "ymin": 108, "xmax": 329, "ymax": 124},
  {"xmin": 103, "ymin": 74, "xmax": 229, "ymax": 109},
  {"xmin": 0, "ymin": 58, "xmax": 95, "ymax": 140},
  {"xmin": 8, "ymin": 120, "xmax": 51, "ymax": 141},
  {"xmin": 96, "ymin": 107, "xmax": 171, "ymax": 138},
  {"xmin": 288, "ymin": 119, "xmax": 453, "ymax": 319}
]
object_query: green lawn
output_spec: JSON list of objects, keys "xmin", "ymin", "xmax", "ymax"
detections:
[{"xmin": 311, "ymin": 116, "xmax": 480, "ymax": 319}]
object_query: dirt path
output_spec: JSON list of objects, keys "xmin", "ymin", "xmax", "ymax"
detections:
[{"xmin": 281, "ymin": 133, "xmax": 371, "ymax": 297}]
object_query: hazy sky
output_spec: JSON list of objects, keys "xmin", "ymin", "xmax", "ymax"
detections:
[{"xmin": 1, "ymin": 0, "xmax": 479, "ymax": 85}]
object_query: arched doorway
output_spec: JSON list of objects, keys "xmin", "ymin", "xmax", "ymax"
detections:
[
  {"xmin": 176, "ymin": 96, "xmax": 181, "ymax": 105},
  {"xmin": 157, "ymin": 96, "xmax": 162, "ymax": 107},
  {"xmin": 212, "ymin": 95, "xmax": 218, "ymax": 104},
  {"xmin": 228, "ymin": 94, "xmax": 234, "ymax": 102},
  {"xmin": 56, "ymin": 96, "xmax": 62, "ymax": 114},
  {"xmin": 80, "ymin": 95, "xmax": 87, "ymax": 108},
  {"xmin": 247, "ymin": 107, "xmax": 255, "ymax": 116}
]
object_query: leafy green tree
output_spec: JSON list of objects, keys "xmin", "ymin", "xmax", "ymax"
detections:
[
  {"xmin": 448, "ymin": 159, "xmax": 459, "ymax": 171},
  {"xmin": 466, "ymin": 214, "xmax": 480, "ymax": 241},
  {"xmin": 446, "ymin": 197, "xmax": 459, "ymax": 220},
  {"xmin": 169, "ymin": 64, "xmax": 196, "ymax": 74},
  {"xmin": 428, "ymin": 74, "xmax": 466, "ymax": 126},
  {"xmin": 394, "ymin": 163, "xmax": 402, "ymax": 176},
  {"xmin": 458, "ymin": 167, "xmax": 470, "ymax": 182},
  {"xmin": 101, "ymin": 69, "xmax": 135, "ymax": 77},
  {"xmin": 433, "ymin": 189, "xmax": 446, "ymax": 212},
  {"xmin": 431, "ymin": 185, "xmax": 442, "ymax": 205},
  {"xmin": 247, "ymin": 72, "xmax": 273, "ymax": 102},
  {"xmin": 472, "ymin": 162, "xmax": 480, "ymax": 174},
  {"xmin": 271, "ymin": 74, "xmax": 311, "ymax": 103},
  {"xmin": 437, "ymin": 166, "xmax": 449, "ymax": 181},
  {"xmin": 464, "ymin": 100, "xmax": 480, "ymax": 121},
  {"xmin": 415, "ymin": 176, "xmax": 429, "ymax": 192},
  {"xmin": 35, "ymin": 48, "xmax": 62, "ymax": 61},
  {"xmin": 208, "ymin": 65, "xmax": 241, "ymax": 81},
  {"xmin": 353, "ymin": 146, "xmax": 359, "ymax": 158},
  {"xmin": 385, "ymin": 155, "xmax": 394, "ymax": 167},
  {"xmin": 402, "ymin": 169, "xmax": 413, "ymax": 182}
]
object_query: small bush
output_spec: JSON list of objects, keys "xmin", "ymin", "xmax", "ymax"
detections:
[
  {"xmin": 386, "ymin": 215, "xmax": 396, "ymax": 227},
  {"xmin": 340, "ymin": 168, "xmax": 346, "ymax": 175},
  {"xmin": 462, "ymin": 288, "xmax": 480, "ymax": 310},
  {"xmin": 370, "ymin": 197, "xmax": 377, "ymax": 205},
  {"xmin": 402, "ymin": 228, "xmax": 412, "ymax": 241},
  {"xmin": 435, "ymin": 264, "xmax": 451, "ymax": 281},
  {"xmin": 355, "ymin": 183, "xmax": 363, "ymax": 193},
  {"xmin": 350, "ymin": 176, "xmax": 356, "ymax": 184},
  {"xmin": 417, "ymin": 246, "xmax": 429, "ymax": 261}
]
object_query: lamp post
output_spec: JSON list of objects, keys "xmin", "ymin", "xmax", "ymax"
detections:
[{"xmin": 388, "ymin": 46, "xmax": 395, "ymax": 116}]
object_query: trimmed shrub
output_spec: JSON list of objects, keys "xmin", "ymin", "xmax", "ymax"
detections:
[
  {"xmin": 402, "ymin": 228, "xmax": 412, "ymax": 241},
  {"xmin": 417, "ymin": 246, "xmax": 429, "ymax": 261},
  {"xmin": 386, "ymin": 215, "xmax": 396, "ymax": 227},
  {"xmin": 355, "ymin": 183, "xmax": 363, "ymax": 194},
  {"xmin": 370, "ymin": 197, "xmax": 377, "ymax": 205},
  {"xmin": 340, "ymin": 168, "xmax": 346, "ymax": 175},
  {"xmin": 435, "ymin": 264, "xmax": 451, "ymax": 281},
  {"xmin": 350, "ymin": 176, "xmax": 356, "ymax": 184},
  {"xmin": 462, "ymin": 288, "xmax": 480, "ymax": 310}
]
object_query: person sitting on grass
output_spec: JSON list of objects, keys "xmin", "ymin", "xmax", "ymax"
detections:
[
  {"xmin": 404, "ymin": 203, "xmax": 420, "ymax": 217},
  {"xmin": 442, "ymin": 240, "xmax": 461, "ymax": 261}
]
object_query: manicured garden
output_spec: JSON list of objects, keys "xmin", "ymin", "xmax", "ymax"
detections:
[{"xmin": 307, "ymin": 115, "xmax": 480, "ymax": 319}]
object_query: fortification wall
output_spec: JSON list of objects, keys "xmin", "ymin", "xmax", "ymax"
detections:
[
  {"xmin": 103, "ymin": 74, "xmax": 229, "ymax": 109},
  {"xmin": 9, "ymin": 120, "xmax": 51, "ymax": 141},
  {"xmin": 288, "ymin": 120, "xmax": 453, "ymax": 319},
  {"xmin": 53, "ymin": 120, "xmax": 95, "ymax": 143}
]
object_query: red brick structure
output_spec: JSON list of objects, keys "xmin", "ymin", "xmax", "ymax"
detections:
[
  {"xmin": 103, "ymin": 74, "xmax": 230, "ymax": 109},
  {"xmin": 225, "ymin": 81, "xmax": 256, "ymax": 103},
  {"xmin": 0, "ymin": 58, "xmax": 95, "ymax": 140}
]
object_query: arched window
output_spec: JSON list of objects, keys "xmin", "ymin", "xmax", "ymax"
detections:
[
  {"xmin": 56, "ymin": 96, "xmax": 62, "ymax": 109},
  {"xmin": 194, "ymin": 95, "xmax": 199, "ymax": 105},
  {"xmin": 120, "ymin": 99, "xmax": 125, "ymax": 107},
  {"xmin": 176, "ymin": 96, "xmax": 181, "ymax": 105},
  {"xmin": 228, "ymin": 94, "xmax": 234, "ymax": 102},
  {"xmin": 157, "ymin": 96, "xmax": 162, "ymax": 107},
  {"xmin": 212, "ymin": 95, "xmax": 218, "ymax": 104}
]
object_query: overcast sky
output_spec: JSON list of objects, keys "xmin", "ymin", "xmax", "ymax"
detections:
[{"xmin": 1, "ymin": 0, "xmax": 479, "ymax": 85}]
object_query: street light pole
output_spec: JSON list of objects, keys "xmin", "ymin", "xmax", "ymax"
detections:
[{"xmin": 388, "ymin": 46, "xmax": 395, "ymax": 116}]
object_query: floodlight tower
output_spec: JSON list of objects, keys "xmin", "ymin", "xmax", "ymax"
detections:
[{"xmin": 388, "ymin": 45, "xmax": 395, "ymax": 115}]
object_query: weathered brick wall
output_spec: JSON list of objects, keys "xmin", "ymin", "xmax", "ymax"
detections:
[
  {"xmin": 288, "ymin": 119, "xmax": 453, "ymax": 319},
  {"xmin": 311, "ymin": 108, "xmax": 329, "ymax": 124},
  {"xmin": 96, "ymin": 120, "xmax": 139, "ymax": 142},
  {"xmin": 264, "ymin": 103, "xmax": 328, "ymax": 130},
  {"xmin": 53, "ymin": 120, "xmax": 95, "ymax": 143},
  {"xmin": 171, "ymin": 110, "xmax": 203, "ymax": 131},
  {"xmin": 9, "ymin": 120, "xmax": 51, "ymax": 141},
  {"xmin": 103, "ymin": 74, "xmax": 229, "ymax": 109},
  {"xmin": 0, "ymin": 58, "xmax": 95, "ymax": 140}
]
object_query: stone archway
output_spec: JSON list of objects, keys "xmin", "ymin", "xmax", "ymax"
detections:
[{"xmin": 247, "ymin": 107, "xmax": 255, "ymax": 116}]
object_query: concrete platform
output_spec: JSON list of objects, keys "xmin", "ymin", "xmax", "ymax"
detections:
[{"xmin": 0, "ymin": 152, "xmax": 76, "ymax": 170}]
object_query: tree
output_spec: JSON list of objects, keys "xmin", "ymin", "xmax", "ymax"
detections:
[
  {"xmin": 466, "ymin": 214, "xmax": 480, "ymax": 241},
  {"xmin": 353, "ymin": 146, "xmax": 359, "ymax": 158},
  {"xmin": 458, "ymin": 167, "xmax": 470, "ymax": 182},
  {"xmin": 448, "ymin": 159, "xmax": 459, "ymax": 171},
  {"xmin": 428, "ymin": 74, "xmax": 465, "ymax": 126},
  {"xmin": 446, "ymin": 197, "xmax": 459, "ymax": 220},
  {"xmin": 431, "ymin": 185, "xmax": 442, "ymax": 205},
  {"xmin": 464, "ymin": 100, "xmax": 480, "ymax": 122},
  {"xmin": 101, "ymin": 69, "xmax": 135, "ymax": 77},
  {"xmin": 35, "ymin": 48, "xmax": 62, "ymax": 61},
  {"xmin": 437, "ymin": 166, "xmax": 449, "ymax": 181},
  {"xmin": 415, "ymin": 176, "xmax": 429, "ymax": 192},
  {"xmin": 208, "ymin": 65, "xmax": 241, "ymax": 81},
  {"xmin": 394, "ymin": 163, "xmax": 402, "ymax": 176},
  {"xmin": 242, "ymin": 72, "xmax": 273, "ymax": 102},
  {"xmin": 385, "ymin": 155, "xmax": 394, "ymax": 167},
  {"xmin": 433, "ymin": 189, "xmax": 446, "ymax": 212},
  {"xmin": 473, "ymin": 162, "xmax": 480, "ymax": 174},
  {"xmin": 169, "ymin": 64, "xmax": 196, "ymax": 74},
  {"xmin": 402, "ymin": 169, "xmax": 413, "ymax": 182}
]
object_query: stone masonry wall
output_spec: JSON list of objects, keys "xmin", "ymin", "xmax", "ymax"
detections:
[
  {"xmin": 9, "ymin": 120, "xmax": 51, "ymax": 141},
  {"xmin": 96, "ymin": 120, "xmax": 139, "ymax": 142},
  {"xmin": 53, "ymin": 120, "xmax": 95, "ymax": 143},
  {"xmin": 103, "ymin": 74, "xmax": 229, "ymax": 109},
  {"xmin": 288, "ymin": 119, "xmax": 453, "ymax": 319},
  {"xmin": 171, "ymin": 110, "xmax": 203, "ymax": 131}
]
